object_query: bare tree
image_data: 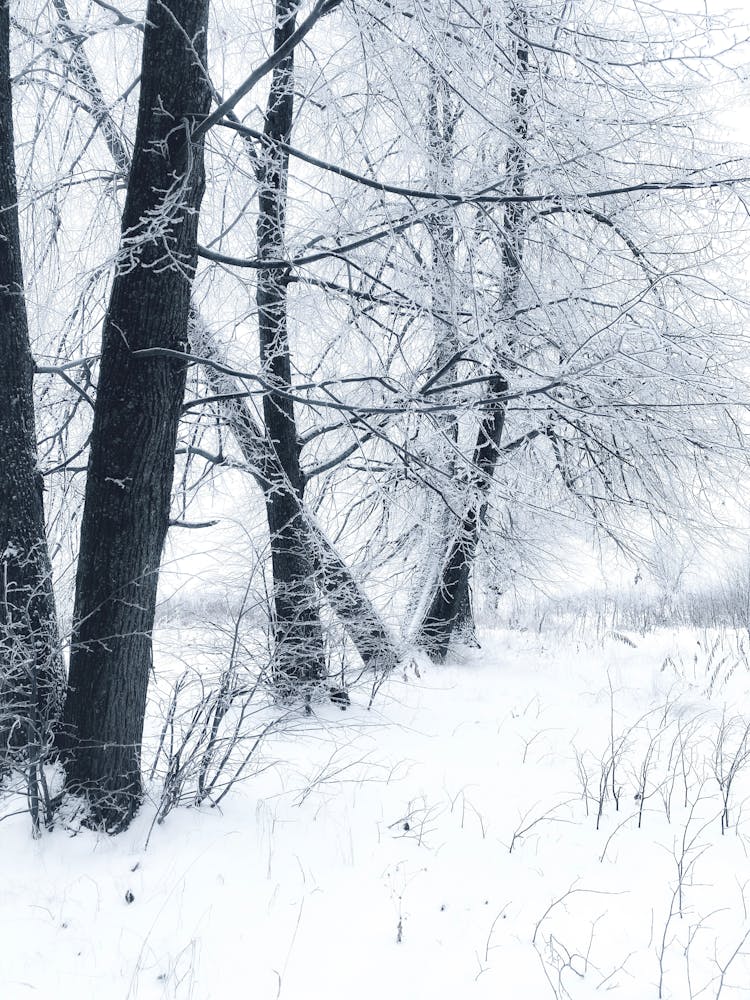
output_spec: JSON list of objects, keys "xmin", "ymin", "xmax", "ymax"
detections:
[
  {"xmin": 6, "ymin": 0, "xmax": 747, "ymax": 844},
  {"xmin": 59, "ymin": 0, "xmax": 212, "ymax": 830},
  {"xmin": 0, "ymin": 1, "xmax": 63, "ymax": 757},
  {"xmin": 416, "ymin": 1, "xmax": 529, "ymax": 659},
  {"xmin": 301, "ymin": 0, "xmax": 750, "ymax": 661},
  {"xmin": 44, "ymin": 0, "xmax": 399, "ymax": 686},
  {"xmin": 255, "ymin": 0, "xmax": 328, "ymax": 692}
]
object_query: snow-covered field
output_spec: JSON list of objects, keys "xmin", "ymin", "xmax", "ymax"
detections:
[{"xmin": 4, "ymin": 625, "xmax": 750, "ymax": 999}]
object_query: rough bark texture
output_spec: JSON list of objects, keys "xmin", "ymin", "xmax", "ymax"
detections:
[
  {"xmin": 256, "ymin": 0, "xmax": 327, "ymax": 693},
  {"xmin": 60, "ymin": 0, "xmax": 211, "ymax": 830},
  {"xmin": 0, "ymin": 4, "xmax": 64, "ymax": 755},
  {"xmin": 417, "ymin": 12, "xmax": 528, "ymax": 662}
]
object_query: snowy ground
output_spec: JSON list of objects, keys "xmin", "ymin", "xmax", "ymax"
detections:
[{"xmin": 3, "ymin": 625, "xmax": 750, "ymax": 999}]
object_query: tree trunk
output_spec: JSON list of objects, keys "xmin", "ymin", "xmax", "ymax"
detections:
[
  {"xmin": 256, "ymin": 0, "xmax": 327, "ymax": 694},
  {"xmin": 50, "ymin": 0, "xmax": 130, "ymax": 177},
  {"xmin": 190, "ymin": 318, "xmax": 399, "ymax": 676},
  {"xmin": 416, "ymin": 10, "xmax": 529, "ymax": 661},
  {"xmin": 409, "ymin": 69, "xmax": 475, "ymax": 646},
  {"xmin": 416, "ymin": 376, "xmax": 508, "ymax": 661},
  {"xmin": 60, "ymin": 0, "xmax": 211, "ymax": 830},
  {"xmin": 0, "ymin": 5, "xmax": 64, "ymax": 755}
]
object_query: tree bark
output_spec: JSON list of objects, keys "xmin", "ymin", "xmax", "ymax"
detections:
[
  {"xmin": 409, "ymin": 69, "xmax": 474, "ymax": 646},
  {"xmin": 50, "ymin": 0, "xmax": 130, "ymax": 177},
  {"xmin": 416, "ymin": 376, "xmax": 508, "ymax": 661},
  {"xmin": 256, "ymin": 0, "xmax": 327, "ymax": 693},
  {"xmin": 190, "ymin": 318, "xmax": 399, "ymax": 677},
  {"xmin": 60, "ymin": 0, "xmax": 211, "ymax": 830},
  {"xmin": 416, "ymin": 9, "xmax": 529, "ymax": 661},
  {"xmin": 0, "ymin": 4, "xmax": 64, "ymax": 755}
]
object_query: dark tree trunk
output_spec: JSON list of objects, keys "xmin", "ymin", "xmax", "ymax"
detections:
[
  {"xmin": 0, "ymin": 5, "xmax": 63, "ymax": 753},
  {"xmin": 300, "ymin": 512, "xmax": 398, "ymax": 675},
  {"xmin": 256, "ymin": 0, "xmax": 327, "ymax": 693},
  {"xmin": 416, "ymin": 11, "xmax": 529, "ymax": 662},
  {"xmin": 60, "ymin": 0, "xmax": 211, "ymax": 830},
  {"xmin": 416, "ymin": 376, "xmax": 508, "ymax": 662},
  {"xmin": 190, "ymin": 319, "xmax": 399, "ymax": 676}
]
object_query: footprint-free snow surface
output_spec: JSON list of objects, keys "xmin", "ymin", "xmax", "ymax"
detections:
[{"xmin": 3, "ymin": 626, "xmax": 750, "ymax": 999}]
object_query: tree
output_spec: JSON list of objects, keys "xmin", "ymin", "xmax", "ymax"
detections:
[
  {"xmin": 9, "ymin": 0, "xmax": 748, "ymax": 842},
  {"xmin": 293, "ymin": 0, "xmax": 749, "ymax": 662},
  {"xmin": 43, "ymin": 0, "xmax": 399, "ymax": 690},
  {"xmin": 416, "ymin": 1, "xmax": 529, "ymax": 659},
  {"xmin": 0, "ymin": 0, "xmax": 63, "ymax": 758},
  {"xmin": 164, "ymin": 0, "xmax": 749, "ymax": 678},
  {"xmin": 255, "ymin": 0, "xmax": 328, "ymax": 692},
  {"xmin": 59, "ymin": 0, "xmax": 212, "ymax": 830}
]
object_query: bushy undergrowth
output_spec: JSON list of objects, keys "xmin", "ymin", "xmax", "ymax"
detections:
[{"xmin": 494, "ymin": 572, "xmax": 750, "ymax": 639}]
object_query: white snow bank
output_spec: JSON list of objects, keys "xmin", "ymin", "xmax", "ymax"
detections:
[{"xmin": 3, "ymin": 626, "xmax": 750, "ymax": 999}]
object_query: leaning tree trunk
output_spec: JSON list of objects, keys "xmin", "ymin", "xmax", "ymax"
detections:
[
  {"xmin": 256, "ymin": 0, "xmax": 327, "ymax": 694},
  {"xmin": 416, "ymin": 10, "xmax": 529, "ymax": 662},
  {"xmin": 60, "ymin": 0, "xmax": 211, "ymax": 830},
  {"xmin": 190, "ymin": 318, "xmax": 399, "ymax": 676},
  {"xmin": 0, "ymin": 5, "xmax": 64, "ymax": 756}
]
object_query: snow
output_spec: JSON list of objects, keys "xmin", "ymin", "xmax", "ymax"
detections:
[{"xmin": 3, "ymin": 625, "xmax": 750, "ymax": 999}]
